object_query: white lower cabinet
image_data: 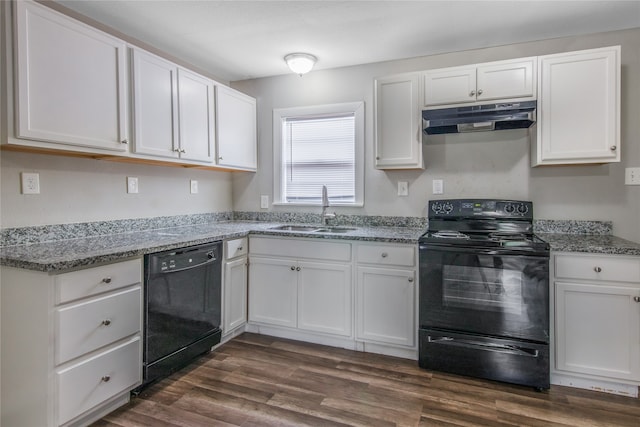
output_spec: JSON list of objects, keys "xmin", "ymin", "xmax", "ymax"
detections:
[
  {"xmin": 552, "ymin": 253, "xmax": 640, "ymax": 395},
  {"xmin": 355, "ymin": 243, "xmax": 417, "ymax": 349},
  {"xmin": 223, "ymin": 238, "xmax": 248, "ymax": 335},
  {"xmin": 1, "ymin": 258, "xmax": 143, "ymax": 427},
  {"xmin": 248, "ymin": 237, "xmax": 353, "ymax": 337}
]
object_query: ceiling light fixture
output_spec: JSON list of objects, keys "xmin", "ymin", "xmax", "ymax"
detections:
[{"xmin": 284, "ymin": 53, "xmax": 317, "ymax": 76}]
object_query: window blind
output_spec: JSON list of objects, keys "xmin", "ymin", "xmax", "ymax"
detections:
[{"xmin": 283, "ymin": 113, "xmax": 355, "ymax": 203}]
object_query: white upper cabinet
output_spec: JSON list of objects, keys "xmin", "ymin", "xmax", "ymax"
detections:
[
  {"xmin": 532, "ymin": 46, "xmax": 620, "ymax": 166},
  {"xmin": 13, "ymin": 1, "xmax": 128, "ymax": 151},
  {"xmin": 423, "ymin": 57, "xmax": 536, "ymax": 108},
  {"xmin": 374, "ymin": 73, "xmax": 424, "ymax": 169},
  {"xmin": 215, "ymin": 85, "xmax": 257, "ymax": 171},
  {"xmin": 131, "ymin": 48, "xmax": 214, "ymax": 163}
]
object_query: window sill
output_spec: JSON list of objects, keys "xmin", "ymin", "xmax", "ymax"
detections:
[{"xmin": 272, "ymin": 202, "xmax": 364, "ymax": 208}]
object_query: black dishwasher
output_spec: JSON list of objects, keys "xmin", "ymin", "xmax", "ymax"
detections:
[{"xmin": 142, "ymin": 241, "xmax": 222, "ymax": 388}]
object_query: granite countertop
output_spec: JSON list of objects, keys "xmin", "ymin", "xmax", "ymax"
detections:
[
  {"xmin": 537, "ymin": 233, "xmax": 640, "ymax": 256},
  {"xmin": 0, "ymin": 221, "xmax": 426, "ymax": 272}
]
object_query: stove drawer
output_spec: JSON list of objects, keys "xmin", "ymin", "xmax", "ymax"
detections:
[{"xmin": 555, "ymin": 254, "xmax": 640, "ymax": 283}]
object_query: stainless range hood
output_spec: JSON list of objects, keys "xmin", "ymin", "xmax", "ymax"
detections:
[{"xmin": 423, "ymin": 101, "xmax": 536, "ymax": 135}]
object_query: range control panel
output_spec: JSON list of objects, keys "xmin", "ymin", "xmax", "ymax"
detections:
[{"xmin": 429, "ymin": 199, "xmax": 533, "ymax": 219}]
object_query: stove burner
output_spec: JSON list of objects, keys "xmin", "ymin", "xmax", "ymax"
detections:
[{"xmin": 432, "ymin": 230, "xmax": 470, "ymax": 239}]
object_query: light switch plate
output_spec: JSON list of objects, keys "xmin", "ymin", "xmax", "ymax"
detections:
[
  {"xmin": 398, "ymin": 181, "xmax": 408, "ymax": 196},
  {"xmin": 432, "ymin": 179, "xmax": 444, "ymax": 195},
  {"xmin": 21, "ymin": 172, "xmax": 40, "ymax": 194},
  {"xmin": 625, "ymin": 167, "xmax": 640, "ymax": 185},
  {"xmin": 127, "ymin": 176, "xmax": 139, "ymax": 194},
  {"xmin": 190, "ymin": 180, "xmax": 198, "ymax": 194},
  {"xmin": 260, "ymin": 195, "xmax": 269, "ymax": 209}
]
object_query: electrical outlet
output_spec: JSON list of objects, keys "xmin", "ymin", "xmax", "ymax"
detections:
[
  {"xmin": 398, "ymin": 181, "xmax": 408, "ymax": 196},
  {"xmin": 127, "ymin": 177, "xmax": 139, "ymax": 194},
  {"xmin": 21, "ymin": 172, "xmax": 40, "ymax": 194},
  {"xmin": 625, "ymin": 167, "xmax": 640, "ymax": 185},
  {"xmin": 432, "ymin": 179, "xmax": 444, "ymax": 195},
  {"xmin": 190, "ymin": 180, "xmax": 198, "ymax": 194},
  {"xmin": 260, "ymin": 195, "xmax": 269, "ymax": 209}
]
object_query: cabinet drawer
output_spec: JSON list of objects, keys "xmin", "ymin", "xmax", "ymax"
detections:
[
  {"xmin": 57, "ymin": 337, "xmax": 141, "ymax": 426},
  {"xmin": 555, "ymin": 254, "xmax": 640, "ymax": 283},
  {"xmin": 226, "ymin": 237, "xmax": 248, "ymax": 259},
  {"xmin": 56, "ymin": 287, "xmax": 141, "ymax": 364},
  {"xmin": 250, "ymin": 237, "xmax": 351, "ymax": 262},
  {"xmin": 357, "ymin": 244, "xmax": 416, "ymax": 267},
  {"xmin": 56, "ymin": 258, "xmax": 142, "ymax": 304}
]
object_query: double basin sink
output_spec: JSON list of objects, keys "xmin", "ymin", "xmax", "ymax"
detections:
[{"xmin": 270, "ymin": 225, "xmax": 356, "ymax": 234}]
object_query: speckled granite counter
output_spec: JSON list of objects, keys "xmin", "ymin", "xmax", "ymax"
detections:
[
  {"xmin": 0, "ymin": 221, "xmax": 425, "ymax": 272},
  {"xmin": 537, "ymin": 233, "xmax": 640, "ymax": 256}
]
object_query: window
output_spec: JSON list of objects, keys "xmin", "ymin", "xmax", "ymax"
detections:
[{"xmin": 273, "ymin": 102, "xmax": 364, "ymax": 206}]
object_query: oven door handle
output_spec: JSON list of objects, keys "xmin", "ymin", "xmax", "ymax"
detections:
[
  {"xmin": 419, "ymin": 244, "xmax": 547, "ymax": 257},
  {"xmin": 428, "ymin": 336, "xmax": 540, "ymax": 358}
]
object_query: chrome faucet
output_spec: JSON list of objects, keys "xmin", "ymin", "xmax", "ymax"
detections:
[{"xmin": 321, "ymin": 185, "xmax": 336, "ymax": 225}]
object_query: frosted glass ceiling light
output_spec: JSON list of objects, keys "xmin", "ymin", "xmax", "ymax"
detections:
[{"xmin": 285, "ymin": 53, "xmax": 317, "ymax": 76}]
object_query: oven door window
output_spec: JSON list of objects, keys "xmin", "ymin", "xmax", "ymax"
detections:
[{"xmin": 419, "ymin": 246, "xmax": 549, "ymax": 342}]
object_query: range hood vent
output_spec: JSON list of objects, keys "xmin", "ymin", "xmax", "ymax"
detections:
[{"xmin": 423, "ymin": 101, "xmax": 536, "ymax": 135}]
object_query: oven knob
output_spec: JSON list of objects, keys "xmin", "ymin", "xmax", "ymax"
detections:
[
  {"xmin": 504, "ymin": 203, "xmax": 515, "ymax": 214},
  {"xmin": 443, "ymin": 202, "xmax": 454, "ymax": 213},
  {"xmin": 432, "ymin": 202, "xmax": 443, "ymax": 213},
  {"xmin": 517, "ymin": 204, "xmax": 529, "ymax": 215}
]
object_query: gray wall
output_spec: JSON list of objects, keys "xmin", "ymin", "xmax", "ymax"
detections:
[
  {"xmin": 231, "ymin": 28, "xmax": 640, "ymax": 242},
  {"xmin": 0, "ymin": 151, "xmax": 233, "ymax": 227}
]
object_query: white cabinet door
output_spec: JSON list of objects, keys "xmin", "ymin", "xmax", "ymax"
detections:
[
  {"xmin": 298, "ymin": 261, "xmax": 352, "ymax": 336},
  {"xmin": 374, "ymin": 73, "xmax": 423, "ymax": 169},
  {"xmin": 131, "ymin": 49, "xmax": 178, "ymax": 159},
  {"xmin": 14, "ymin": 1, "xmax": 128, "ymax": 151},
  {"xmin": 423, "ymin": 66, "xmax": 477, "ymax": 106},
  {"xmin": 248, "ymin": 257, "xmax": 297, "ymax": 328},
  {"xmin": 215, "ymin": 85, "xmax": 257, "ymax": 170},
  {"xmin": 356, "ymin": 266, "xmax": 416, "ymax": 347},
  {"xmin": 177, "ymin": 68, "xmax": 214, "ymax": 162},
  {"xmin": 476, "ymin": 58, "xmax": 535, "ymax": 102},
  {"xmin": 224, "ymin": 256, "xmax": 248, "ymax": 333},
  {"xmin": 534, "ymin": 46, "xmax": 620, "ymax": 166},
  {"xmin": 555, "ymin": 281, "xmax": 640, "ymax": 381}
]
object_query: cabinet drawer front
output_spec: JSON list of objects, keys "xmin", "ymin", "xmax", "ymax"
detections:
[
  {"xmin": 555, "ymin": 254, "xmax": 640, "ymax": 283},
  {"xmin": 226, "ymin": 237, "xmax": 248, "ymax": 259},
  {"xmin": 56, "ymin": 258, "xmax": 142, "ymax": 304},
  {"xmin": 57, "ymin": 337, "xmax": 141, "ymax": 425},
  {"xmin": 250, "ymin": 237, "xmax": 351, "ymax": 262},
  {"xmin": 56, "ymin": 287, "xmax": 141, "ymax": 364},
  {"xmin": 357, "ymin": 244, "xmax": 416, "ymax": 267}
]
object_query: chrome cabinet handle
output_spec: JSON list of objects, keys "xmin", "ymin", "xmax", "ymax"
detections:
[
  {"xmin": 290, "ymin": 266, "xmax": 295, "ymax": 271},
  {"xmin": 633, "ymin": 296, "xmax": 640, "ymax": 303},
  {"xmin": 219, "ymin": 156, "xmax": 223, "ymax": 160},
  {"xmin": 610, "ymin": 146, "xmax": 617, "ymax": 151},
  {"xmin": 408, "ymin": 278, "xmax": 414, "ymax": 283},
  {"xmin": 477, "ymin": 89, "xmax": 483, "ymax": 95},
  {"xmin": 101, "ymin": 277, "xmax": 112, "ymax": 284},
  {"xmin": 237, "ymin": 246, "xmax": 243, "ymax": 251},
  {"xmin": 101, "ymin": 375, "xmax": 111, "ymax": 382},
  {"xmin": 381, "ymin": 252, "xmax": 388, "ymax": 258},
  {"xmin": 121, "ymin": 139, "xmax": 128, "ymax": 144},
  {"xmin": 101, "ymin": 319, "xmax": 112, "ymax": 326},
  {"xmin": 296, "ymin": 267, "xmax": 301, "ymax": 271},
  {"xmin": 469, "ymin": 90, "xmax": 475, "ymax": 97},
  {"xmin": 594, "ymin": 266, "xmax": 602, "ymax": 273}
]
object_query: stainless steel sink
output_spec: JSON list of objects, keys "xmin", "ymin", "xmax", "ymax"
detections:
[
  {"xmin": 270, "ymin": 225, "xmax": 322, "ymax": 231},
  {"xmin": 314, "ymin": 227, "xmax": 356, "ymax": 233}
]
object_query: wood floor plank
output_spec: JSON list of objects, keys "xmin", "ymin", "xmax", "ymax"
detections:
[{"xmin": 93, "ymin": 333, "xmax": 640, "ymax": 427}]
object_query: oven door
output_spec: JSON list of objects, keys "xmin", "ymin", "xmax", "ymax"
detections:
[{"xmin": 419, "ymin": 243, "xmax": 549, "ymax": 343}]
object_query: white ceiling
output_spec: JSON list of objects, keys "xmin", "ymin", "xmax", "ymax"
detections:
[{"xmin": 56, "ymin": 0, "xmax": 640, "ymax": 82}]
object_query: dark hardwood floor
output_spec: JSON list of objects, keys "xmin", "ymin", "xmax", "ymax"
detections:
[{"xmin": 93, "ymin": 333, "xmax": 640, "ymax": 426}]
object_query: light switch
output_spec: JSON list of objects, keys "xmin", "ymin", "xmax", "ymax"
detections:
[
  {"xmin": 260, "ymin": 195, "xmax": 269, "ymax": 209},
  {"xmin": 398, "ymin": 181, "xmax": 408, "ymax": 196},
  {"xmin": 190, "ymin": 180, "xmax": 198, "ymax": 194},
  {"xmin": 432, "ymin": 179, "xmax": 444, "ymax": 195},
  {"xmin": 127, "ymin": 177, "xmax": 138, "ymax": 194}
]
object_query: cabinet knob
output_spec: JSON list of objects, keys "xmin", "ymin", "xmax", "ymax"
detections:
[
  {"xmin": 408, "ymin": 277, "xmax": 414, "ymax": 283},
  {"xmin": 376, "ymin": 156, "xmax": 380, "ymax": 160},
  {"xmin": 477, "ymin": 89, "xmax": 483, "ymax": 95},
  {"xmin": 633, "ymin": 296, "xmax": 640, "ymax": 303},
  {"xmin": 610, "ymin": 146, "xmax": 617, "ymax": 151},
  {"xmin": 180, "ymin": 149, "xmax": 186, "ymax": 154},
  {"xmin": 101, "ymin": 319, "xmax": 112, "ymax": 326},
  {"xmin": 237, "ymin": 246, "xmax": 243, "ymax": 251},
  {"xmin": 296, "ymin": 267, "xmax": 301, "ymax": 271},
  {"xmin": 469, "ymin": 90, "xmax": 475, "ymax": 97},
  {"xmin": 101, "ymin": 277, "xmax": 112, "ymax": 284},
  {"xmin": 219, "ymin": 156, "xmax": 223, "ymax": 160},
  {"xmin": 291, "ymin": 266, "xmax": 296, "ymax": 271},
  {"xmin": 101, "ymin": 375, "xmax": 111, "ymax": 383},
  {"xmin": 594, "ymin": 266, "xmax": 602, "ymax": 273},
  {"xmin": 121, "ymin": 139, "xmax": 128, "ymax": 144},
  {"xmin": 381, "ymin": 252, "xmax": 388, "ymax": 258}
]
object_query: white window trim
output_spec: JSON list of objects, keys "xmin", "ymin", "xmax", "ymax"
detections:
[{"xmin": 273, "ymin": 101, "xmax": 365, "ymax": 207}]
